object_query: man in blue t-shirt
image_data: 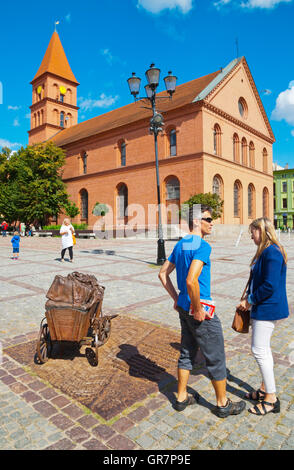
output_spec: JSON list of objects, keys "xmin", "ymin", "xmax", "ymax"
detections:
[{"xmin": 159, "ymin": 205, "xmax": 245, "ymax": 418}]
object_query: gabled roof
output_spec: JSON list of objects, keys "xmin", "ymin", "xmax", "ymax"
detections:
[
  {"xmin": 31, "ymin": 32, "xmax": 79, "ymax": 85},
  {"xmin": 51, "ymin": 70, "xmax": 220, "ymax": 147}
]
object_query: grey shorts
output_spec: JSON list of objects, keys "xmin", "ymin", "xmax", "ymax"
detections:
[{"xmin": 177, "ymin": 307, "xmax": 227, "ymax": 381}]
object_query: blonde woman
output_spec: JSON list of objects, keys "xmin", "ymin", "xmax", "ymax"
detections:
[
  {"xmin": 59, "ymin": 218, "xmax": 75, "ymax": 262},
  {"xmin": 237, "ymin": 217, "xmax": 289, "ymax": 416}
]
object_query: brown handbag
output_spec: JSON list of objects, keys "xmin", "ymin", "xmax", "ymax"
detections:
[{"xmin": 232, "ymin": 273, "xmax": 252, "ymax": 334}]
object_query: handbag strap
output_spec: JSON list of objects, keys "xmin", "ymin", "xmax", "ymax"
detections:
[{"xmin": 240, "ymin": 270, "xmax": 253, "ymax": 301}]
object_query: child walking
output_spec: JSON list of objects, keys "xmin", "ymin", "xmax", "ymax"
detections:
[{"xmin": 11, "ymin": 231, "xmax": 20, "ymax": 260}]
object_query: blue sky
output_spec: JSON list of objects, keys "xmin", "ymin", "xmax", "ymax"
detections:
[{"xmin": 0, "ymin": 0, "xmax": 293, "ymax": 167}]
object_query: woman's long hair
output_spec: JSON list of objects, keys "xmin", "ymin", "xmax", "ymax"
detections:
[{"xmin": 249, "ymin": 217, "xmax": 287, "ymax": 266}]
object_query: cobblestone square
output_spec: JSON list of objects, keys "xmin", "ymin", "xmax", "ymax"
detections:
[{"xmin": 0, "ymin": 234, "xmax": 293, "ymax": 450}]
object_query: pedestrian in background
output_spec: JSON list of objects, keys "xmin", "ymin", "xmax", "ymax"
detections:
[
  {"xmin": 59, "ymin": 218, "xmax": 75, "ymax": 262},
  {"xmin": 1, "ymin": 220, "xmax": 8, "ymax": 237},
  {"xmin": 237, "ymin": 217, "xmax": 289, "ymax": 416},
  {"xmin": 11, "ymin": 231, "xmax": 20, "ymax": 260}
]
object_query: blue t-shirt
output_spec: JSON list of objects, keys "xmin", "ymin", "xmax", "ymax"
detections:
[
  {"xmin": 11, "ymin": 235, "xmax": 20, "ymax": 248},
  {"xmin": 168, "ymin": 234, "xmax": 212, "ymax": 312}
]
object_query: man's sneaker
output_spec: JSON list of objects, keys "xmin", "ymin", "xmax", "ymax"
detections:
[
  {"xmin": 174, "ymin": 392, "xmax": 200, "ymax": 412},
  {"xmin": 214, "ymin": 398, "xmax": 246, "ymax": 418},
  {"xmin": 60, "ymin": 258, "xmax": 65, "ymax": 262}
]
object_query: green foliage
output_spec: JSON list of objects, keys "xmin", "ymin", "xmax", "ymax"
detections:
[
  {"xmin": 63, "ymin": 200, "xmax": 80, "ymax": 219},
  {"xmin": 181, "ymin": 192, "xmax": 224, "ymax": 220},
  {"xmin": 42, "ymin": 223, "xmax": 88, "ymax": 230},
  {"xmin": 92, "ymin": 202, "xmax": 109, "ymax": 217},
  {"xmin": 0, "ymin": 142, "xmax": 70, "ymax": 226}
]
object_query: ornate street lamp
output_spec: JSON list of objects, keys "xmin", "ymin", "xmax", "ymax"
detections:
[{"xmin": 127, "ymin": 64, "xmax": 177, "ymax": 265}]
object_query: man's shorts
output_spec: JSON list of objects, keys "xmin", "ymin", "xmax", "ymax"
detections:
[
  {"xmin": 177, "ymin": 306, "xmax": 227, "ymax": 381},
  {"xmin": 13, "ymin": 248, "xmax": 19, "ymax": 253}
]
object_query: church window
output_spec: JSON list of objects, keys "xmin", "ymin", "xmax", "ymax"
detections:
[
  {"xmin": 238, "ymin": 97, "xmax": 248, "ymax": 118},
  {"xmin": 169, "ymin": 129, "xmax": 177, "ymax": 156},
  {"xmin": 82, "ymin": 152, "xmax": 87, "ymax": 174},
  {"xmin": 120, "ymin": 141, "xmax": 126, "ymax": 167},
  {"xmin": 60, "ymin": 111, "xmax": 65, "ymax": 128}
]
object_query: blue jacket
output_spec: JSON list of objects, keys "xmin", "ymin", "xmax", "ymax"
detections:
[
  {"xmin": 249, "ymin": 244, "xmax": 289, "ymax": 321},
  {"xmin": 11, "ymin": 235, "xmax": 20, "ymax": 248}
]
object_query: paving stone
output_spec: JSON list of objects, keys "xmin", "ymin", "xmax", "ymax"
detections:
[
  {"xmin": 111, "ymin": 417, "xmax": 134, "ymax": 433},
  {"xmin": 92, "ymin": 424, "xmax": 116, "ymax": 441},
  {"xmin": 127, "ymin": 406, "xmax": 149, "ymax": 422},
  {"xmin": 65, "ymin": 426, "xmax": 91, "ymax": 443},
  {"xmin": 33, "ymin": 401, "xmax": 57, "ymax": 418},
  {"xmin": 45, "ymin": 438, "xmax": 76, "ymax": 450},
  {"xmin": 50, "ymin": 396, "xmax": 71, "ymax": 408},
  {"xmin": 83, "ymin": 438, "xmax": 109, "ymax": 450},
  {"xmin": 49, "ymin": 413, "xmax": 75, "ymax": 430},
  {"xmin": 78, "ymin": 415, "xmax": 100, "ymax": 429},
  {"xmin": 62, "ymin": 404, "xmax": 84, "ymax": 419},
  {"xmin": 108, "ymin": 434, "xmax": 137, "ymax": 450},
  {"xmin": 135, "ymin": 433, "xmax": 156, "ymax": 449}
]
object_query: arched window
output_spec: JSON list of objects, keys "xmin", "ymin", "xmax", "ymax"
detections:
[
  {"xmin": 66, "ymin": 113, "xmax": 72, "ymax": 127},
  {"xmin": 120, "ymin": 141, "xmax": 126, "ymax": 167},
  {"xmin": 248, "ymin": 184, "xmax": 255, "ymax": 219},
  {"xmin": 165, "ymin": 176, "xmax": 180, "ymax": 225},
  {"xmin": 169, "ymin": 129, "xmax": 177, "ymax": 156},
  {"xmin": 117, "ymin": 183, "xmax": 128, "ymax": 219},
  {"xmin": 241, "ymin": 137, "xmax": 247, "ymax": 166},
  {"xmin": 82, "ymin": 152, "xmax": 87, "ymax": 174},
  {"xmin": 263, "ymin": 187, "xmax": 269, "ymax": 217},
  {"xmin": 33, "ymin": 113, "xmax": 36, "ymax": 128},
  {"xmin": 234, "ymin": 180, "xmax": 242, "ymax": 218},
  {"xmin": 60, "ymin": 111, "xmax": 65, "ymax": 128},
  {"xmin": 165, "ymin": 176, "xmax": 180, "ymax": 201},
  {"xmin": 213, "ymin": 124, "xmax": 221, "ymax": 156},
  {"xmin": 53, "ymin": 84, "xmax": 59, "ymax": 100},
  {"xmin": 263, "ymin": 148, "xmax": 268, "ymax": 173},
  {"xmin": 233, "ymin": 133, "xmax": 240, "ymax": 163},
  {"xmin": 212, "ymin": 175, "xmax": 223, "ymax": 197},
  {"xmin": 37, "ymin": 111, "xmax": 40, "ymax": 127},
  {"xmin": 249, "ymin": 141, "xmax": 255, "ymax": 168},
  {"xmin": 80, "ymin": 189, "xmax": 88, "ymax": 220}
]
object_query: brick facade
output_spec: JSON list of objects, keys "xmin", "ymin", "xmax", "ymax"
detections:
[{"xmin": 29, "ymin": 33, "xmax": 274, "ymax": 230}]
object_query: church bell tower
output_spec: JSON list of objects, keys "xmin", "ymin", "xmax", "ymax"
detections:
[{"xmin": 28, "ymin": 31, "xmax": 79, "ymax": 145}]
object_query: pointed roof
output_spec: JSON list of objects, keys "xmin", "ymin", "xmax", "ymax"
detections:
[{"xmin": 31, "ymin": 32, "xmax": 79, "ymax": 84}]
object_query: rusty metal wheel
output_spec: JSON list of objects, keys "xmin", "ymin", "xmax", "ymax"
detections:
[
  {"xmin": 85, "ymin": 346, "xmax": 98, "ymax": 367},
  {"xmin": 36, "ymin": 320, "xmax": 52, "ymax": 364}
]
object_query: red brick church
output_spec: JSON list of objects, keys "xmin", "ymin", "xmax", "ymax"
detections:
[{"xmin": 28, "ymin": 31, "xmax": 274, "ymax": 230}]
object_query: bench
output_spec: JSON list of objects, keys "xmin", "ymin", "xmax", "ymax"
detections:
[
  {"xmin": 78, "ymin": 233, "xmax": 96, "ymax": 239},
  {"xmin": 36, "ymin": 232, "xmax": 53, "ymax": 237}
]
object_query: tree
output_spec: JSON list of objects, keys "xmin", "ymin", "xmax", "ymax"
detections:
[
  {"xmin": 181, "ymin": 192, "xmax": 224, "ymax": 220},
  {"xmin": 92, "ymin": 202, "xmax": 109, "ymax": 217},
  {"xmin": 0, "ymin": 142, "xmax": 70, "ymax": 226},
  {"xmin": 64, "ymin": 200, "xmax": 80, "ymax": 219}
]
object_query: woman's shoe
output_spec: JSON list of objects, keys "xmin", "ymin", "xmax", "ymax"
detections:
[
  {"xmin": 248, "ymin": 397, "xmax": 280, "ymax": 415},
  {"xmin": 244, "ymin": 388, "xmax": 266, "ymax": 401}
]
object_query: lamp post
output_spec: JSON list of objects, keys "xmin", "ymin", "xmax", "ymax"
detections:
[{"xmin": 127, "ymin": 65, "xmax": 177, "ymax": 265}]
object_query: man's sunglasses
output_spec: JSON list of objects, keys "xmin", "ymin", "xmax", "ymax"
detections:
[{"xmin": 202, "ymin": 217, "xmax": 213, "ymax": 223}]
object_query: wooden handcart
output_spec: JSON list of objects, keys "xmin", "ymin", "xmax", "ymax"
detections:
[{"xmin": 36, "ymin": 272, "xmax": 117, "ymax": 366}]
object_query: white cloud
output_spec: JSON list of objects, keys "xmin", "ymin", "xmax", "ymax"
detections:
[
  {"xmin": 214, "ymin": 0, "xmax": 292, "ymax": 8},
  {"xmin": 8, "ymin": 105, "xmax": 21, "ymax": 110},
  {"xmin": 101, "ymin": 48, "xmax": 114, "ymax": 65},
  {"xmin": 137, "ymin": 0, "xmax": 193, "ymax": 14},
  {"xmin": 0, "ymin": 138, "xmax": 21, "ymax": 149},
  {"xmin": 25, "ymin": 113, "xmax": 31, "ymax": 119},
  {"xmin": 13, "ymin": 118, "xmax": 20, "ymax": 127},
  {"xmin": 271, "ymin": 81, "xmax": 294, "ymax": 126},
  {"xmin": 78, "ymin": 93, "xmax": 119, "ymax": 111},
  {"xmin": 241, "ymin": 0, "xmax": 292, "ymax": 8}
]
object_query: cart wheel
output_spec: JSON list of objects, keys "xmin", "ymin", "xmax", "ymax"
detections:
[
  {"xmin": 36, "ymin": 323, "xmax": 51, "ymax": 364},
  {"xmin": 98, "ymin": 317, "xmax": 112, "ymax": 345},
  {"xmin": 85, "ymin": 347, "xmax": 98, "ymax": 367}
]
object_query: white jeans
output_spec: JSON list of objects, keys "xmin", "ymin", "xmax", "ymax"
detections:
[{"xmin": 251, "ymin": 319, "xmax": 277, "ymax": 394}]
